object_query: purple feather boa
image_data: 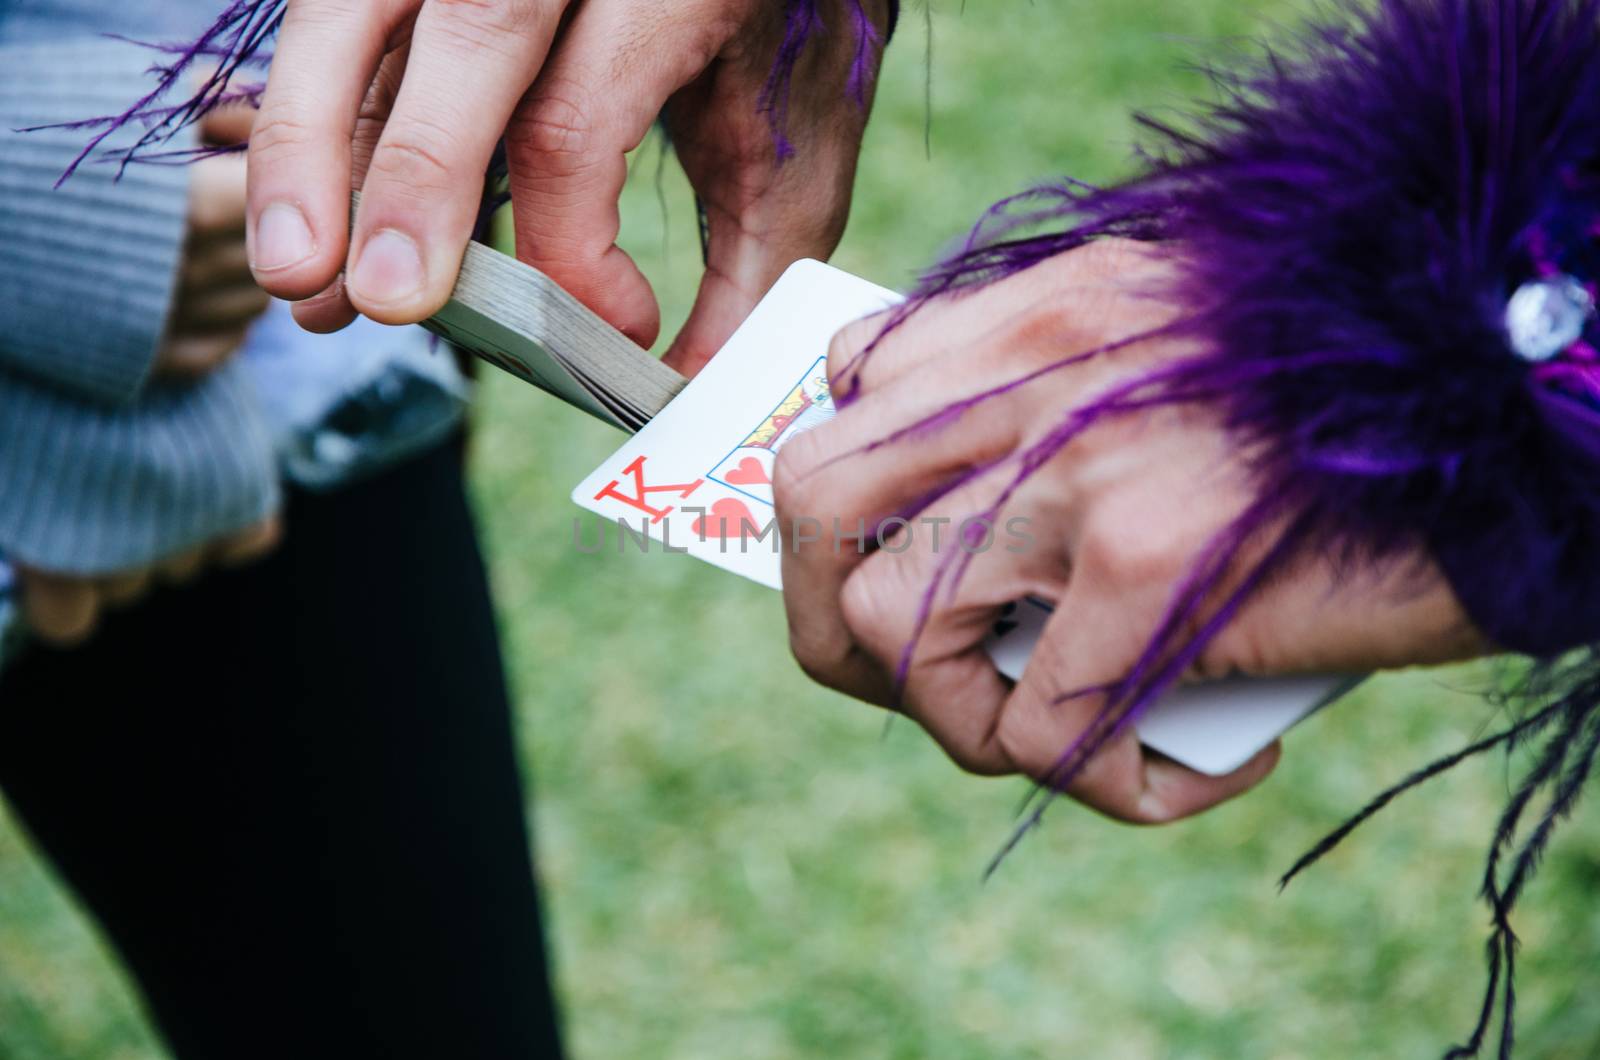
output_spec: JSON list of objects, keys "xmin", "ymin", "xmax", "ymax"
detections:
[{"xmin": 858, "ymin": 1, "xmax": 1600, "ymax": 1054}]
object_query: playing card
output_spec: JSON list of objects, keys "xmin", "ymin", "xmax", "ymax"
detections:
[
  {"xmin": 571, "ymin": 260, "xmax": 1354, "ymax": 776},
  {"xmin": 572, "ymin": 259, "xmax": 897, "ymax": 588}
]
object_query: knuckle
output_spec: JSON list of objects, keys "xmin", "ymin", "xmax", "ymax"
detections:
[
  {"xmin": 1003, "ymin": 289, "xmax": 1085, "ymax": 356},
  {"xmin": 1184, "ymin": 651, "xmax": 1237, "ymax": 684},
  {"xmin": 994, "ymin": 706, "xmax": 1045, "ymax": 780},
  {"xmin": 195, "ymin": 347, "xmax": 231, "ymax": 372},
  {"xmin": 772, "ymin": 434, "xmax": 822, "ymax": 514},
  {"xmin": 290, "ymin": 0, "xmax": 367, "ymax": 29},
  {"xmin": 246, "ymin": 112, "xmax": 318, "ymax": 163},
  {"xmin": 826, "ymin": 317, "xmax": 878, "ymax": 383},
  {"xmin": 1078, "ymin": 503, "xmax": 1182, "ymax": 589},
  {"xmin": 838, "ymin": 568, "xmax": 894, "ymax": 650},
  {"xmin": 27, "ymin": 604, "xmax": 96, "ymax": 647},
  {"xmin": 1197, "ymin": 621, "xmax": 1270, "ymax": 681},
  {"xmin": 947, "ymin": 745, "xmax": 1010, "ymax": 778},
  {"xmin": 1004, "ymin": 238, "xmax": 1172, "ymax": 352},
  {"xmin": 511, "ymin": 89, "xmax": 595, "ymax": 168},
  {"xmin": 367, "ymin": 121, "xmax": 462, "ymax": 192},
  {"xmin": 359, "ymin": 63, "xmax": 406, "ymax": 124},
  {"xmin": 1083, "ymin": 533, "xmax": 1171, "ymax": 590},
  {"xmin": 788, "ymin": 628, "xmax": 845, "ymax": 689},
  {"xmin": 430, "ymin": 0, "xmax": 550, "ymax": 39}
]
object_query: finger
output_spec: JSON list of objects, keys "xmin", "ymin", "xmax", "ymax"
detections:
[
  {"xmin": 188, "ymin": 153, "xmax": 249, "ymax": 237},
  {"xmin": 172, "ymin": 283, "xmax": 273, "ymax": 333},
  {"xmin": 97, "ymin": 569, "xmax": 153, "ymax": 609},
  {"xmin": 214, "ymin": 516, "xmax": 283, "ymax": 567},
  {"xmin": 1145, "ymin": 741, "xmax": 1283, "ymax": 819},
  {"xmin": 776, "ymin": 359, "xmax": 1027, "ymax": 706},
  {"xmin": 290, "ymin": 274, "xmax": 360, "ymax": 334},
  {"xmin": 661, "ymin": 141, "xmax": 859, "ymax": 377},
  {"xmin": 996, "ymin": 527, "xmax": 1281, "ymax": 824},
  {"xmin": 153, "ymin": 333, "xmax": 245, "ymax": 379},
  {"xmin": 658, "ymin": 0, "xmax": 885, "ymax": 376},
  {"xmin": 838, "ymin": 471, "xmax": 1072, "ymax": 774},
  {"xmin": 504, "ymin": 4, "xmax": 740, "ymax": 348},
  {"xmin": 347, "ymin": 0, "xmax": 565, "ymax": 322},
  {"xmin": 182, "ymin": 236, "xmax": 254, "ymax": 288},
  {"xmin": 350, "ymin": 42, "xmax": 411, "ymax": 189},
  {"xmin": 17, "ymin": 570, "xmax": 100, "ymax": 647},
  {"xmin": 289, "ymin": 44, "xmax": 404, "ymax": 336},
  {"xmin": 247, "ymin": 0, "xmax": 409, "ymax": 298},
  {"xmin": 661, "ymin": 193, "xmax": 842, "ymax": 377},
  {"xmin": 198, "ymin": 94, "xmax": 258, "ymax": 147},
  {"xmin": 157, "ymin": 547, "xmax": 206, "ymax": 585}
]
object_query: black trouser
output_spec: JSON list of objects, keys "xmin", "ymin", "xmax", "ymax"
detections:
[{"xmin": 0, "ymin": 439, "xmax": 565, "ymax": 1059}]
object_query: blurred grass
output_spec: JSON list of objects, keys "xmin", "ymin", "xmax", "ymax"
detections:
[{"xmin": 8, "ymin": 2, "xmax": 1600, "ymax": 1057}]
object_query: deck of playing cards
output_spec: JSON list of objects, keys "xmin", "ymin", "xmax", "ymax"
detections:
[{"xmin": 429, "ymin": 246, "xmax": 1355, "ymax": 777}]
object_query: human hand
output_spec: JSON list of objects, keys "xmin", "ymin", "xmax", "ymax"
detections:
[
  {"xmin": 16, "ymin": 516, "xmax": 281, "ymax": 647},
  {"xmin": 246, "ymin": 0, "xmax": 889, "ymax": 374},
  {"xmin": 155, "ymin": 107, "xmax": 272, "ymax": 380},
  {"xmin": 775, "ymin": 240, "xmax": 1487, "ymax": 824}
]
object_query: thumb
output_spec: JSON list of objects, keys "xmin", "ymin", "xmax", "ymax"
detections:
[
  {"xmin": 660, "ymin": 129, "xmax": 861, "ymax": 378},
  {"xmin": 199, "ymin": 97, "xmax": 257, "ymax": 148},
  {"xmin": 658, "ymin": 0, "xmax": 883, "ymax": 377}
]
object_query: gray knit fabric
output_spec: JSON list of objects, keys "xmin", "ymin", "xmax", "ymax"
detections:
[
  {"xmin": 0, "ymin": 2, "xmax": 472, "ymax": 576},
  {"xmin": 0, "ymin": 22, "xmax": 281, "ymax": 573},
  {"xmin": 0, "ymin": 367, "xmax": 278, "ymax": 572},
  {"xmin": 0, "ymin": 40, "xmax": 194, "ymax": 405}
]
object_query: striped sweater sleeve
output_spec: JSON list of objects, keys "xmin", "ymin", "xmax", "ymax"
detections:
[
  {"xmin": 0, "ymin": 38, "xmax": 193, "ymax": 406},
  {"xmin": 0, "ymin": 361, "xmax": 280, "ymax": 575},
  {"xmin": 0, "ymin": 36, "xmax": 280, "ymax": 574}
]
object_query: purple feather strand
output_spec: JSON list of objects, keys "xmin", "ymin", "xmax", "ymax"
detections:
[
  {"xmin": 761, "ymin": 1, "xmax": 889, "ymax": 163},
  {"xmin": 30, "ymin": 0, "xmax": 284, "ymax": 185}
]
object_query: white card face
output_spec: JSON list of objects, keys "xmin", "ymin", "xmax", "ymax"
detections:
[
  {"xmin": 572, "ymin": 260, "xmax": 1354, "ymax": 777},
  {"xmin": 572, "ymin": 260, "xmax": 900, "ymax": 588}
]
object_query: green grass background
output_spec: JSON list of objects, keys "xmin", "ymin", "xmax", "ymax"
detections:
[{"xmin": 7, "ymin": 2, "xmax": 1600, "ymax": 1057}]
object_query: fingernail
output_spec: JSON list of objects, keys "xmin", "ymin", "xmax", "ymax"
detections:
[
  {"xmin": 350, "ymin": 229, "xmax": 425, "ymax": 305},
  {"xmin": 252, "ymin": 202, "xmax": 316, "ymax": 272}
]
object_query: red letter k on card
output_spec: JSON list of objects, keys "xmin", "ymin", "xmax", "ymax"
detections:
[{"xmin": 593, "ymin": 456, "xmax": 704, "ymax": 523}]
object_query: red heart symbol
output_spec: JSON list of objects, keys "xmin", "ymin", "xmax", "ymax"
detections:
[
  {"xmin": 692, "ymin": 498, "xmax": 762, "ymax": 540},
  {"xmin": 724, "ymin": 456, "xmax": 771, "ymax": 486}
]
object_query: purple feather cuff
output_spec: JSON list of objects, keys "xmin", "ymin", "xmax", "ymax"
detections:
[
  {"xmin": 901, "ymin": 0, "xmax": 1600, "ymax": 661},
  {"xmin": 878, "ymin": 1, "xmax": 1600, "ymax": 1053}
]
